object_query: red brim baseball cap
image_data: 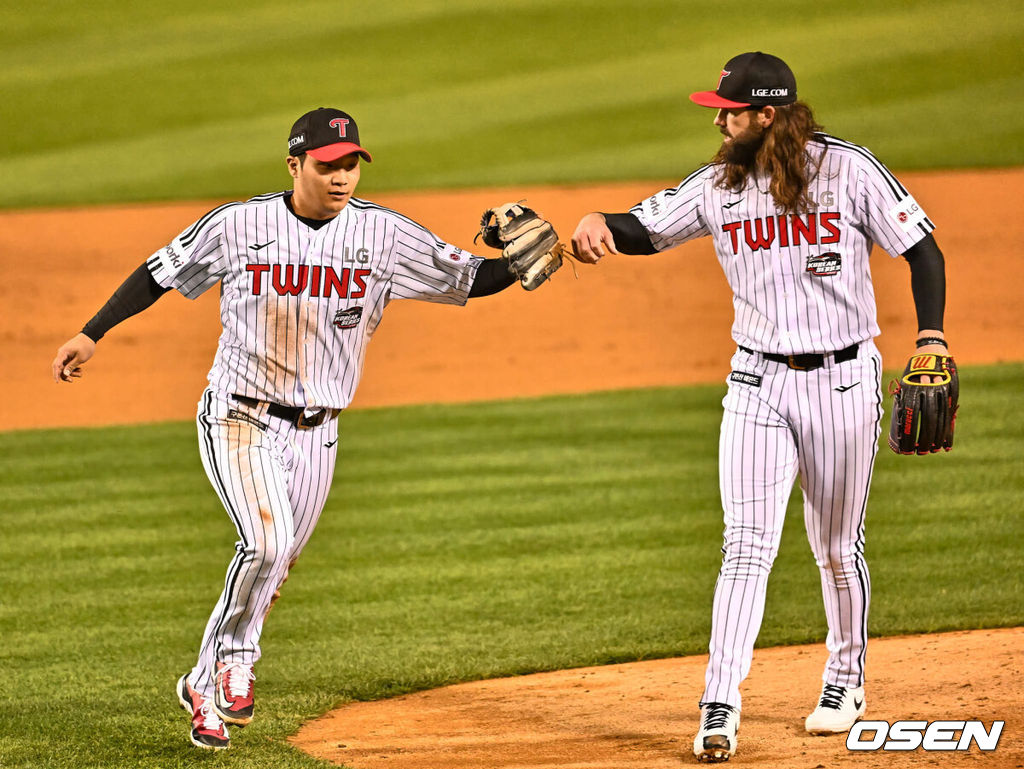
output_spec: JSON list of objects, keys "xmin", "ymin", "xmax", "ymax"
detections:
[
  {"xmin": 289, "ymin": 108, "xmax": 373, "ymax": 162},
  {"xmin": 307, "ymin": 143, "xmax": 373, "ymax": 163},
  {"xmin": 689, "ymin": 90, "xmax": 752, "ymax": 109},
  {"xmin": 689, "ymin": 52, "xmax": 797, "ymax": 109}
]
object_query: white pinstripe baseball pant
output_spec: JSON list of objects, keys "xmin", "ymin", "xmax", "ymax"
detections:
[
  {"xmin": 189, "ymin": 388, "xmax": 339, "ymax": 697},
  {"xmin": 701, "ymin": 341, "xmax": 883, "ymax": 709}
]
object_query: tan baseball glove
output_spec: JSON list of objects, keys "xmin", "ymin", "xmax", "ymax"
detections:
[{"xmin": 476, "ymin": 202, "xmax": 566, "ymax": 290}]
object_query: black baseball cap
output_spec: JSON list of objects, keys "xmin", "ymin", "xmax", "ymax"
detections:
[
  {"xmin": 690, "ymin": 52, "xmax": 797, "ymax": 109},
  {"xmin": 288, "ymin": 108, "xmax": 372, "ymax": 162}
]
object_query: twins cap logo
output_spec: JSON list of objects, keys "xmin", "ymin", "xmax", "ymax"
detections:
[
  {"xmin": 329, "ymin": 117, "xmax": 350, "ymax": 138},
  {"xmin": 717, "ymin": 69, "xmax": 731, "ymax": 89}
]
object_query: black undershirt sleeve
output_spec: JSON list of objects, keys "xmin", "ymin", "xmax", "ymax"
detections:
[
  {"xmin": 901, "ymin": 233, "xmax": 946, "ymax": 332},
  {"xmin": 468, "ymin": 256, "xmax": 516, "ymax": 298},
  {"xmin": 81, "ymin": 262, "xmax": 171, "ymax": 342},
  {"xmin": 601, "ymin": 212, "xmax": 657, "ymax": 255}
]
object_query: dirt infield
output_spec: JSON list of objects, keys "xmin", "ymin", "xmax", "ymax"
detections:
[
  {"xmin": 291, "ymin": 628, "xmax": 1022, "ymax": 769},
  {"xmin": 4, "ymin": 170, "xmax": 1022, "ymax": 766},
  {"xmin": 6, "ymin": 169, "xmax": 1024, "ymax": 431}
]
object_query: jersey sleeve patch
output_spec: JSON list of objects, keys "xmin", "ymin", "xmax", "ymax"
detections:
[
  {"xmin": 640, "ymin": 191, "xmax": 666, "ymax": 222},
  {"xmin": 153, "ymin": 241, "xmax": 189, "ymax": 279},
  {"xmin": 888, "ymin": 195, "xmax": 927, "ymax": 233},
  {"xmin": 441, "ymin": 244, "xmax": 469, "ymax": 263}
]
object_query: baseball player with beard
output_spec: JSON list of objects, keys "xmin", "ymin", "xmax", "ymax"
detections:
[
  {"xmin": 51, "ymin": 108, "xmax": 562, "ymax": 751},
  {"xmin": 572, "ymin": 53, "xmax": 951, "ymax": 762}
]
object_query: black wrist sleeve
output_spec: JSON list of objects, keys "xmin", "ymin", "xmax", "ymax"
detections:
[
  {"xmin": 469, "ymin": 257, "xmax": 517, "ymax": 298},
  {"xmin": 901, "ymin": 233, "xmax": 946, "ymax": 332},
  {"xmin": 81, "ymin": 262, "xmax": 171, "ymax": 342},
  {"xmin": 601, "ymin": 212, "xmax": 657, "ymax": 255}
]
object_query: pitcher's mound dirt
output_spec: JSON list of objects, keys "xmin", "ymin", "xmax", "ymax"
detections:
[{"xmin": 291, "ymin": 628, "xmax": 1021, "ymax": 769}]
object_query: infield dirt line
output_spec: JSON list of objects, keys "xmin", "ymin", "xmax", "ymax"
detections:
[{"xmin": 5, "ymin": 168, "xmax": 1022, "ymax": 431}]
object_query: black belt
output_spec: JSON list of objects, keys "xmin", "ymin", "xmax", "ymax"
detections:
[
  {"xmin": 232, "ymin": 394, "xmax": 335, "ymax": 429},
  {"xmin": 738, "ymin": 343, "xmax": 859, "ymax": 371}
]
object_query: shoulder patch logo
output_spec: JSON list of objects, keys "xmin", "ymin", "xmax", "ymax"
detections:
[
  {"xmin": 155, "ymin": 243, "xmax": 186, "ymax": 276},
  {"xmin": 888, "ymin": 195, "xmax": 927, "ymax": 232},
  {"xmin": 645, "ymin": 195, "xmax": 662, "ymax": 217},
  {"xmin": 806, "ymin": 252, "xmax": 842, "ymax": 276},
  {"xmin": 333, "ymin": 306, "xmax": 363, "ymax": 329}
]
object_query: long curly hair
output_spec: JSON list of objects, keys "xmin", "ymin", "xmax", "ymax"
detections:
[{"xmin": 713, "ymin": 101, "xmax": 825, "ymax": 214}]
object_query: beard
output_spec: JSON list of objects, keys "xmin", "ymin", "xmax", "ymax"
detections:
[{"xmin": 717, "ymin": 124, "xmax": 766, "ymax": 169}]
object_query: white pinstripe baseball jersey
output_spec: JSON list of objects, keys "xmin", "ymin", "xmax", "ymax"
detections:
[
  {"xmin": 147, "ymin": 192, "xmax": 483, "ymax": 409},
  {"xmin": 631, "ymin": 133, "xmax": 934, "ymax": 355}
]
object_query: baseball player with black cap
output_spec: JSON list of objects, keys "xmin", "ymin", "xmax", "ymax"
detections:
[
  {"xmin": 51, "ymin": 107, "xmax": 534, "ymax": 751},
  {"xmin": 572, "ymin": 52, "xmax": 951, "ymax": 762}
]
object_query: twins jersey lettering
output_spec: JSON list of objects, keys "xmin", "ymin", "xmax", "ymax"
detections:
[
  {"xmin": 632, "ymin": 133, "xmax": 934, "ymax": 355},
  {"xmin": 147, "ymin": 192, "xmax": 482, "ymax": 408}
]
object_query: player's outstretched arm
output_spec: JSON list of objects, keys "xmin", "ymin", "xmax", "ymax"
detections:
[
  {"xmin": 468, "ymin": 257, "xmax": 517, "ymax": 298},
  {"xmin": 51, "ymin": 261, "xmax": 171, "ymax": 384},
  {"xmin": 902, "ymin": 233, "xmax": 949, "ymax": 382},
  {"xmin": 888, "ymin": 233, "xmax": 958, "ymax": 455},
  {"xmin": 571, "ymin": 212, "xmax": 656, "ymax": 262}
]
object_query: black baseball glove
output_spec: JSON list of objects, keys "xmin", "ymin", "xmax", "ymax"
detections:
[
  {"xmin": 476, "ymin": 202, "xmax": 565, "ymax": 290},
  {"xmin": 888, "ymin": 353, "xmax": 959, "ymax": 455}
]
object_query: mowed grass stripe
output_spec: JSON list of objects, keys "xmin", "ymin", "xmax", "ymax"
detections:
[
  {"xmin": 1, "ymin": 0, "xmax": 1022, "ymax": 207},
  {"xmin": 0, "ymin": 363, "xmax": 1020, "ymax": 767}
]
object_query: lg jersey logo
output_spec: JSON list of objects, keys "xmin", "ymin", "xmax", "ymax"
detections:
[
  {"xmin": 848, "ymin": 720, "xmax": 1004, "ymax": 752},
  {"xmin": 889, "ymin": 194, "xmax": 927, "ymax": 232}
]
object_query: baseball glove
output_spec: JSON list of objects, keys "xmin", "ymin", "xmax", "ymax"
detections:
[
  {"xmin": 476, "ymin": 202, "xmax": 566, "ymax": 290},
  {"xmin": 888, "ymin": 353, "xmax": 959, "ymax": 455}
]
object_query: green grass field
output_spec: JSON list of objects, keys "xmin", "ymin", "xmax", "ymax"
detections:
[
  {"xmin": 0, "ymin": 363, "xmax": 1021, "ymax": 768},
  {"xmin": 1, "ymin": 0, "xmax": 1022, "ymax": 208}
]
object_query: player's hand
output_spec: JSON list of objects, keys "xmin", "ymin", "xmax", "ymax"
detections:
[
  {"xmin": 571, "ymin": 212, "xmax": 619, "ymax": 264},
  {"xmin": 52, "ymin": 333, "xmax": 97, "ymax": 383},
  {"xmin": 913, "ymin": 334, "xmax": 949, "ymax": 384}
]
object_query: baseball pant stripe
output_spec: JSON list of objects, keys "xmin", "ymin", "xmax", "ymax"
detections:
[
  {"xmin": 796, "ymin": 347, "xmax": 881, "ymax": 689},
  {"xmin": 191, "ymin": 390, "xmax": 297, "ymax": 695},
  {"xmin": 189, "ymin": 389, "xmax": 339, "ymax": 696},
  {"xmin": 197, "ymin": 387, "xmax": 258, "ymax": 647},
  {"xmin": 702, "ymin": 344, "xmax": 882, "ymax": 706},
  {"xmin": 194, "ymin": 389, "xmax": 251, "ymax": 695},
  {"xmin": 704, "ymin": 369, "xmax": 796, "ymax": 708}
]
